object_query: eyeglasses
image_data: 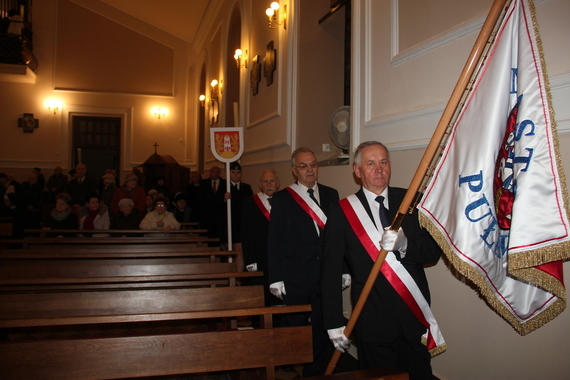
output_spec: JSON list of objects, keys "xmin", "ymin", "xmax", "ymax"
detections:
[
  {"xmin": 155, "ymin": 204, "xmax": 166, "ymax": 208},
  {"xmin": 294, "ymin": 162, "xmax": 318, "ymax": 170}
]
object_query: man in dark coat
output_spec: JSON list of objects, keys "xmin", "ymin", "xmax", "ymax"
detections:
[
  {"xmin": 199, "ymin": 166, "xmax": 226, "ymax": 246},
  {"xmin": 268, "ymin": 147, "xmax": 339, "ymax": 377},
  {"xmin": 184, "ymin": 171, "xmax": 202, "ymax": 223},
  {"xmin": 66, "ymin": 163, "xmax": 98, "ymax": 210},
  {"xmin": 321, "ymin": 141, "xmax": 442, "ymax": 380},
  {"xmin": 241, "ymin": 169, "xmax": 280, "ymax": 306},
  {"xmin": 225, "ymin": 161, "xmax": 253, "ymax": 271}
]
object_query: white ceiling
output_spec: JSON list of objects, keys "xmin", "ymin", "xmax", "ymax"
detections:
[{"xmin": 99, "ymin": 0, "xmax": 214, "ymax": 44}]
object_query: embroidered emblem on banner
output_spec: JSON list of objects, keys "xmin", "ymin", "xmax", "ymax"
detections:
[{"xmin": 210, "ymin": 128, "xmax": 244, "ymax": 162}]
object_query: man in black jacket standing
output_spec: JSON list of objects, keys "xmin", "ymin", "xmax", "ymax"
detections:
[
  {"xmin": 268, "ymin": 147, "xmax": 339, "ymax": 377},
  {"xmin": 321, "ymin": 141, "xmax": 443, "ymax": 380}
]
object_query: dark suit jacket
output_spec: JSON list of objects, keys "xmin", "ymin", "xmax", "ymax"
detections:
[
  {"xmin": 229, "ymin": 182, "xmax": 253, "ymax": 242},
  {"xmin": 268, "ymin": 182, "xmax": 339, "ymax": 305},
  {"xmin": 67, "ymin": 176, "xmax": 98, "ymax": 206},
  {"xmin": 199, "ymin": 178, "xmax": 227, "ymax": 239},
  {"xmin": 184, "ymin": 183, "xmax": 202, "ymax": 223},
  {"xmin": 241, "ymin": 194, "xmax": 272, "ymax": 304},
  {"xmin": 321, "ymin": 187, "xmax": 441, "ymax": 343}
]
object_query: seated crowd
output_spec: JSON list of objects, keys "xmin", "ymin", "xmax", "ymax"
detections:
[{"xmin": 0, "ymin": 165, "xmax": 193, "ymax": 238}]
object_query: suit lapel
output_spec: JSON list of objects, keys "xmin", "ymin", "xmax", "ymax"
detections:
[{"xmin": 355, "ymin": 188, "xmax": 377, "ymax": 229}]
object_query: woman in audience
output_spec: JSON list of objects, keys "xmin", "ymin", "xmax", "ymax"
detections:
[
  {"xmin": 139, "ymin": 197, "xmax": 180, "ymax": 234},
  {"xmin": 78, "ymin": 193, "xmax": 110, "ymax": 237},
  {"xmin": 43, "ymin": 192, "xmax": 78, "ymax": 236},
  {"xmin": 110, "ymin": 198, "xmax": 143, "ymax": 236}
]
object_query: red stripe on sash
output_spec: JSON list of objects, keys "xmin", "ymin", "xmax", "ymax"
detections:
[
  {"xmin": 339, "ymin": 198, "xmax": 435, "ymax": 348},
  {"xmin": 286, "ymin": 187, "xmax": 325, "ymax": 230},
  {"xmin": 253, "ymin": 194, "xmax": 271, "ymax": 221}
]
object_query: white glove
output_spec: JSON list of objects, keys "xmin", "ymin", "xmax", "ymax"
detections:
[
  {"xmin": 341, "ymin": 273, "xmax": 351, "ymax": 290},
  {"xmin": 380, "ymin": 227, "xmax": 408, "ymax": 258},
  {"xmin": 246, "ymin": 263, "xmax": 257, "ymax": 272},
  {"xmin": 327, "ymin": 326, "xmax": 351, "ymax": 353},
  {"xmin": 269, "ymin": 281, "xmax": 286, "ymax": 300}
]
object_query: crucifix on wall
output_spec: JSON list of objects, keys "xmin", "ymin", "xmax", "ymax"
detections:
[{"xmin": 263, "ymin": 40, "xmax": 276, "ymax": 86}]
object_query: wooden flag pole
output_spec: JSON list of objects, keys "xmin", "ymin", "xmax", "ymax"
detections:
[{"xmin": 324, "ymin": 0, "xmax": 510, "ymax": 374}]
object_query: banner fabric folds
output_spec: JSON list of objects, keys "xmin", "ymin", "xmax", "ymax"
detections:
[{"xmin": 417, "ymin": 0, "xmax": 570, "ymax": 335}]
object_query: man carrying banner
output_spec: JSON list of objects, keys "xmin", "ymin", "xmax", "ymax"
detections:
[
  {"xmin": 268, "ymin": 147, "xmax": 340, "ymax": 377},
  {"xmin": 321, "ymin": 141, "xmax": 443, "ymax": 380}
]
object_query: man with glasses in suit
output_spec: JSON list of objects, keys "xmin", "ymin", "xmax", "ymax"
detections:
[{"xmin": 268, "ymin": 147, "xmax": 340, "ymax": 377}]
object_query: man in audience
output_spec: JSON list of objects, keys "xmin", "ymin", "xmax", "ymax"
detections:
[
  {"xmin": 67, "ymin": 163, "xmax": 98, "ymax": 210},
  {"xmin": 19, "ymin": 172, "xmax": 43, "ymax": 229},
  {"xmin": 32, "ymin": 167, "xmax": 45, "ymax": 191},
  {"xmin": 200, "ymin": 166, "xmax": 226, "ymax": 246},
  {"xmin": 321, "ymin": 141, "xmax": 441, "ymax": 379},
  {"xmin": 268, "ymin": 147, "xmax": 339, "ymax": 377},
  {"xmin": 185, "ymin": 171, "xmax": 202, "ymax": 223},
  {"xmin": 242, "ymin": 169, "xmax": 280, "ymax": 306},
  {"xmin": 172, "ymin": 192, "xmax": 192, "ymax": 223},
  {"xmin": 46, "ymin": 166, "xmax": 68, "ymax": 202}
]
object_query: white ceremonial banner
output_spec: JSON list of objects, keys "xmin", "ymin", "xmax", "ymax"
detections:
[{"xmin": 417, "ymin": 0, "xmax": 570, "ymax": 335}]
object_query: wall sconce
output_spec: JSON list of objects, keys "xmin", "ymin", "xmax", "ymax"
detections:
[
  {"xmin": 152, "ymin": 107, "xmax": 167, "ymax": 119},
  {"xmin": 265, "ymin": 2, "xmax": 287, "ymax": 29},
  {"xmin": 208, "ymin": 80, "xmax": 220, "ymax": 125},
  {"xmin": 199, "ymin": 94, "xmax": 206, "ymax": 107},
  {"xmin": 210, "ymin": 80, "xmax": 219, "ymax": 102},
  {"xmin": 234, "ymin": 49, "xmax": 247, "ymax": 69},
  {"xmin": 47, "ymin": 101, "xmax": 63, "ymax": 114}
]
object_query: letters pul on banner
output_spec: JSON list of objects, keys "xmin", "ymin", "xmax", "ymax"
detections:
[{"xmin": 417, "ymin": 0, "xmax": 570, "ymax": 335}]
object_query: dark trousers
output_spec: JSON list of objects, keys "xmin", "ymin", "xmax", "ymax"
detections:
[
  {"xmin": 358, "ymin": 337, "xmax": 435, "ymax": 380},
  {"xmin": 281, "ymin": 289, "xmax": 333, "ymax": 377}
]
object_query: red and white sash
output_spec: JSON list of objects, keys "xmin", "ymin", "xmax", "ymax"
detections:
[
  {"xmin": 340, "ymin": 194, "xmax": 446, "ymax": 356},
  {"xmin": 286, "ymin": 184, "xmax": 326, "ymax": 230},
  {"xmin": 253, "ymin": 192, "xmax": 271, "ymax": 221}
]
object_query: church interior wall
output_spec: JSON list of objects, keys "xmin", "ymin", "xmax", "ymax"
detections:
[{"xmin": 0, "ymin": 0, "xmax": 569, "ymax": 378}]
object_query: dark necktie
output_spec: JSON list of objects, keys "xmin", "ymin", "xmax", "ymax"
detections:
[
  {"xmin": 212, "ymin": 181, "xmax": 217, "ymax": 193},
  {"xmin": 308, "ymin": 188, "xmax": 320, "ymax": 208},
  {"xmin": 268, "ymin": 197, "xmax": 272, "ymax": 206},
  {"xmin": 375, "ymin": 195, "xmax": 390, "ymax": 228}
]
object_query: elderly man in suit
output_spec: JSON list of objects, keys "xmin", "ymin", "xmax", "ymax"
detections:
[
  {"xmin": 321, "ymin": 141, "xmax": 442, "ymax": 380},
  {"xmin": 242, "ymin": 169, "xmax": 280, "ymax": 306},
  {"xmin": 268, "ymin": 147, "xmax": 339, "ymax": 377}
]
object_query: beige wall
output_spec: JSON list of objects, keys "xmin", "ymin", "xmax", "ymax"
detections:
[{"xmin": 0, "ymin": 0, "xmax": 194, "ymax": 183}]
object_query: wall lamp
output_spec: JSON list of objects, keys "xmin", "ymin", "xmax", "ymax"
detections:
[
  {"xmin": 47, "ymin": 101, "xmax": 63, "ymax": 114},
  {"xmin": 265, "ymin": 2, "xmax": 287, "ymax": 29},
  {"xmin": 152, "ymin": 107, "xmax": 167, "ymax": 119},
  {"xmin": 234, "ymin": 49, "xmax": 247, "ymax": 69},
  {"xmin": 199, "ymin": 94, "xmax": 206, "ymax": 107},
  {"xmin": 208, "ymin": 80, "xmax": 220, "ymax": 125}
]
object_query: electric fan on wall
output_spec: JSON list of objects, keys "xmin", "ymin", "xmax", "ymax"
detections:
[{"xmin": 328, "ymin": 105, "xmax": 350, "ymax": 162}]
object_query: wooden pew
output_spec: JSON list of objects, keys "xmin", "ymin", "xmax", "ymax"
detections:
[
  {"xmin": 25, "ymin": 228, "xmax": 209, "ymax": 237},
  {"xmin": 2, "ymin": 243, "xmax": 224, "ymax": 254},
  {"xmin": 304, "ymin": 368, "xmax": 409, "ymax": 380},
  {"xmin": 0, "ymin": 285, "xmax": 312, "ymax": 380},
  {"xmin": 11, "ymin": 235, "xmax": 219, "ymax": 248},
  {"xmin": 0, "ymin": 249, "xmax": 259, "ymax": 291}
]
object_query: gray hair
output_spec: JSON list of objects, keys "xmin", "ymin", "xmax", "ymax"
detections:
[
  {"xmin": 291, "ymin": 147, "xmax": 315, "ymax": 166},
  {"xmin": 353, "ymin": 141, "xmax": 390, "ymax": 166}
]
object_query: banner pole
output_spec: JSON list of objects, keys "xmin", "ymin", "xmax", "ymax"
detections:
[
  {"xmin": 325, "ymin": 0, "xmax": 510, "ymax": 374},
  {"xmin": 226, "ymin": 163, "xmax": 233, "ymax": 252}
]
